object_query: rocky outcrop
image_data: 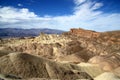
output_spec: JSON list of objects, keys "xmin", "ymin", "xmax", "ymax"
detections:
[{"xmin": 70, "ymin": 28, "xmax": 100, "ymax": 38}]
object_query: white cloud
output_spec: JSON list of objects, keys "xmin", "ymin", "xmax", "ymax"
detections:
[
  {"xmin": 0, "ymin": 7, "xmax": 38, "ymax": 21},
  {"xmin": 92, "ymin": 3, "xmax": 103, "ymax": 10},
  {"xmin": 18, "ymin": 3, "xmax": 23, "ymax": 7},
  {"xmin": 0, "ymin": 0, "xmax": 120, "ymax": 31},
  {"xmin": 74, "ymin": 0, "xmax": 86, "ymax": 5}
]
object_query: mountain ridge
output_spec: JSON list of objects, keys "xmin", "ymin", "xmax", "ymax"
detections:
[{"xmin": 0, "ymin": 28, "xmax": 65, "ymax": 38}]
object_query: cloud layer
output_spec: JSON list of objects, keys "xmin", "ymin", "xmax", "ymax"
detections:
[{"xmin": 0, "ymin": 0, "xmax": 120, "ymax": 31}]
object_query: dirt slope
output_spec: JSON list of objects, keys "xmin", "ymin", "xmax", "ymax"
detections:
[{"xmin": 0, "ymin": 52, "xmax": 93, "ymax": 80}]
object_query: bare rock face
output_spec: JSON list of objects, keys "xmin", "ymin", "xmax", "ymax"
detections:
[{"xmin": 70, "ymin": 28, "xmax": 100, "ymax": 38}]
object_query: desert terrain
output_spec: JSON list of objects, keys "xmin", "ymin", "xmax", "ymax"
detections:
[{"xmin": 0, "ymin": 28, "xmax": 120, "ymax": 80}]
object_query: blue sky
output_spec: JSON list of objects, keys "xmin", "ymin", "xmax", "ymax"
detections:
[{"xmin": 0, "ymin": 0, "xmax": 120, "ymax": 31}]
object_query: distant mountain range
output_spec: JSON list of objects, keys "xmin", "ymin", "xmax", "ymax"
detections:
[{"xmin": 0, "ymin": 28, "xmax": 65, "ymax": 38}]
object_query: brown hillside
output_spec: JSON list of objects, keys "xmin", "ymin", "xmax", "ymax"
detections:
[{"xmin": 0, "ymin": 52, "xmax": 93, "ymax": 80}]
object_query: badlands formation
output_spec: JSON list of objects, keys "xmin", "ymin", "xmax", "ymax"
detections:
[{"xmin": 0, "ymin": 28, "xmax": 120, "ymax": 80}]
